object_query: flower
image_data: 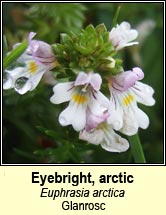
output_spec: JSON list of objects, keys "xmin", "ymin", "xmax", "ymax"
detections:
[
  {"xmin": 3, "ymin": 32, "xmax": 56, "ymax": 94},
  {"xmin": 79, "ymin": 122, "xmax": 129, "ymax": 153},
  {"xmin": 109, "ymin": 21, "xmax": 138, "ymax": 50},
  {"xmin": 108, "ymin": 67, "xmax": 155, "ymax": 135},
  {"xmin": 50, "ymin": 72, "xmax": 110, "ymax": 131},
  {"xmin": 79, "ymin": 105, "xmax": 129, "ymax": 152},
  {"xmin": 28, "ymin": 32, "xmax": 55, "ymax": 65}
]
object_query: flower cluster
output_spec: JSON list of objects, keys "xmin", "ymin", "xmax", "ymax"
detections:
[{"xmin": 3, "ymin": 21, "xmax": 155, "ymax": 153}]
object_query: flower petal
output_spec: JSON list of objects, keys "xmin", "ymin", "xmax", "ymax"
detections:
[
  {"xmin": 111, "ymin": 67, "xmax": 144, "ymax": 92},
  {"xmin": 79, "ymin": 129, "xmax": 104, "ymax": 145},
  {"xmin": 107, "ymin": 99, "xmax": 123, "ymax": 130},
  {"xmin": 3, "ymin": 73, "xmax": 16, "ymax": 90},
  {"xmin": 29, "ymin": 69, "xmax": 46, "ymax": 91},
  {"xmin": 74, "ymin": 72, "xmax": 89, "ymax": 86},
  {"xmin": 131, "ymin": 81, "xmax": 155, "ymax": 106},
  {"xmin": 28, "ymin": 32, "xmax": 36, "ymax": 43},
  {"xmin": 15, "ymin": 80, "xmax": 32, "ymax": 95},
  {"xmin": 28, "ymin": 32, "xmax": 55, "ymax": 65},
  {"xmin": 135, "ymin": 107, "xmax": 149, "ymax": 129},
  {"xmin": 102, "ymin": 126, "xmax": 129, "ymax": 152},
  {"xmin": 120, "ymin": 110, "xmax": 139, "ymax": 136},
  {"xmin": 3, "ymin": 73, "xmax": 13, "ymax": 89},
  {"xmin": 50, "ymin": 82, "xmax": 74, "ymax": 104},
  {"xmin": 85, "ymin": 108, "xmax": 110, "ymax": 131},
  {"xmin": 17, "ymin": 48, "xmax": 33, "ymax": 63},
  {"xmin": 109, "ymin": 21, "xmax": 138, "ymax": 50},
  {"xmin": 89, "ymin": 91, "xmax": 110, "ymax": 116},
  {"xmin": 59, "ymin": 100, "xmax": 87, "ymax": 131},
  {"xmin": 90, "ymin": 73, "xmax": 102, "ymax": 91},
  {"xmin": 74, "ymin": 72, "xmax": 102, "ymax": 91},
  {"xmin": 30, "ymin": 40, "xmax": 55, "ymax": 64},
  {"xmin": 133, "ymin": 67, "xmax": 144, "ymax": 80},
  {"xmin": 3, "ymin": 67, "xmax": 28, "ymax": 90}
]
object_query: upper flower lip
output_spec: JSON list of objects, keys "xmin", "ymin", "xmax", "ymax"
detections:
[
  {"xmin": 28, "ymin": 32, "xmax": 55, "ymax": 65},
  {"xmin": 74, "ymin": 72, "xmax": 102, "ymax": 91},
  {"xmin": 110, "ymin": 67, "xmax": 144, "ymax": 92}
]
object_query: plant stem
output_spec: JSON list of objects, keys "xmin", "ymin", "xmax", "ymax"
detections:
[
  {"xmin": 128, "ymin": 134, "xmax": 146, "ymax": 163},
  {"xmin": 112, "ymin": 5, "xmax": 121, "ymax": 27}
]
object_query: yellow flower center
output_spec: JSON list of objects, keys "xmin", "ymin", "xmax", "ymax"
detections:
[
  {"xmin": 29, "ymin": 61, "xmax": 38, "ymax": 74},
  {"xmin": 72, "ymin": 93, "xmax": 88, "ymax": 105},
  {"xmin": 123, "ymin": 94, "xmax": 134, "ymax": 106},
  {"xmin": 98, "ymin": 122, "xmax": 108, "ymax": 131}
]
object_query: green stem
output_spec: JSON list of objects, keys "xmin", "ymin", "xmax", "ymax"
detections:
[
  {"xmin": 112, "ymin": 5, "xmax": 121, "ymax": 27},
  {"xmin": 128, "ymin": 134, "xmax": 146, "ymax": 163},
  {"xmin": 3, "ymin": 40, "xmax": 28, "ymax": 70}
]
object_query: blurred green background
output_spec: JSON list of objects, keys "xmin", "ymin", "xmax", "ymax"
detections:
[{"xmin": 2, "ymin": 2, "xmax": 164, "ymax": 164}]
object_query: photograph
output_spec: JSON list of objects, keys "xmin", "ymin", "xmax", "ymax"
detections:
[{"xmin": 2, "ymin": 2, "xmax": 164, "ymax": 164}]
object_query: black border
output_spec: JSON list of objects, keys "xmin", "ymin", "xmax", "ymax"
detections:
[{"xmin": 1, "ymin": 0, "xmax": 165, "ymax": 166}]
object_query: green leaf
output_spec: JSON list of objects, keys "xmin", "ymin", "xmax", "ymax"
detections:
[
  {"xmin": 3, "ymin": 40, "xmax": 28, "ymax": 70},
  {"xmin": 53, "ymin": 23, "xmax": 116, "ymax": 73}
]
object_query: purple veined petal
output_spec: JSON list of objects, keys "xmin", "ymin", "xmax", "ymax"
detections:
[
  {"xmin": 109, "ymin": 83, "xmax": 153, "ymax": 136},
  {"xmin": 131, "ymin": 81, "xmax": 155, "ymax": 106},
  {"xmin": 90, "ymin": 73, "xmax": 102, "ymax": 91},
  {"xmin": 74, "ymin": 72, "xmax": 102, "ymax": 91},
  {"xmin": 30, "ymin": 40, "xmax": 55, "ymax": 64},
  {"xmin": 111, "ymin": 68, "xmax": 144, "ymax": 92},
  {"xmin": 34, "ymin": 41, "xmax": 54, "ymax": 58},
  {"xmin": 74, "ymin": 72, "xmax": 89, "ymax": 86},
  {"xmin": 28, "ymin": 32, "xmax": 55, "ymax": 65}
]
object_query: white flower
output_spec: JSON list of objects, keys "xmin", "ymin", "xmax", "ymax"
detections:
[
  {"xmin": 108, "ymin": 67, "xmax": 155, "ymax": 135},
  {"xmin": 3, "ymin": 32, "xmax": 56, "ymax": 94},
  {"xmin": 109, "ymin": 21, "xmax": 138, "ymax": 50},
  {"xmin": 50, "ymin": 72, "xmax": 110, "ymax": 131},
  {"xmin": 79, "ymin": 122, "xmax": 129, "ymax": 153}
]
